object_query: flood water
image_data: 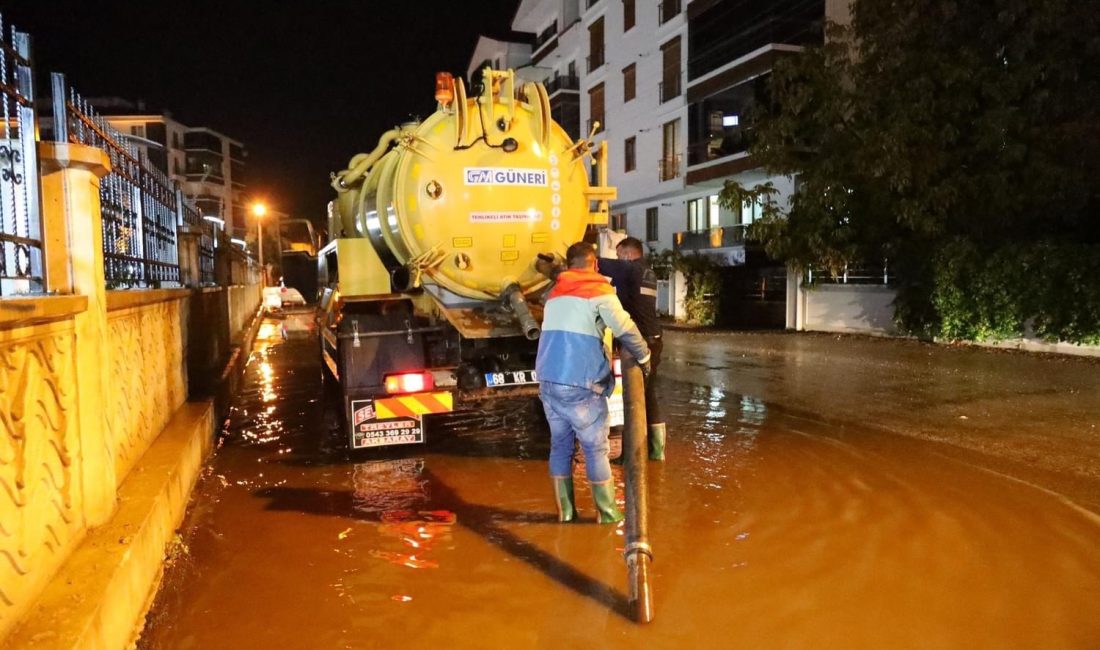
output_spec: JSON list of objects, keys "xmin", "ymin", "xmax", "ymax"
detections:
[{"xmin": 139, "ymin": 319, "xmax": 1100, "ymax": 649}]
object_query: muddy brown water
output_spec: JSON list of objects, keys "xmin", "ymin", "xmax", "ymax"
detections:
[{"xmin": 139, "ymin": 320, "xmax": 1100, "ymax": 649}]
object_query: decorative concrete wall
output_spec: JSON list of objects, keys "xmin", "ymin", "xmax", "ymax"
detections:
[
  {"xmin": 0, "ymin": 313, "xmax": 84, "ymax": 639},
  {"xmin": 0, "ymin": 142, "xmax": 257, "ymax": 644},
  {"xmin": 106, "ymin": 297, "xmax": 188, "ymax": 486}
]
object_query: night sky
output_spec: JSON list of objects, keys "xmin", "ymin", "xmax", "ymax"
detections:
[{"xmin": 7, "ymin": 1, "xmax": 525, "ymax": 220}]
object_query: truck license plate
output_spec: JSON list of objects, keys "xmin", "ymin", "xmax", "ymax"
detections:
[{"xmin": 485, "ymin": 370, "xmax": 538, "ymax": 387}]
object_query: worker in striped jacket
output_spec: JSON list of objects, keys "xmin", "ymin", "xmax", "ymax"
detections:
[{"xmin": 536, "ymin": 242, "xmax": 650, "ymax": 523}]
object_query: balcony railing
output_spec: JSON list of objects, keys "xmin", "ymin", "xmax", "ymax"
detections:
[
  {"xmin": 587, "ymin": 51, "xmax": 605, "ymax": 72},
  {"xmin": 686, "ymin": 132, "xmax": 752, "ymax": 167},
  {"xmin": 674, "ymin": 224, "xmax": 747, "ymax": 252},
  {"xmin": 659, "ymin": 76, "xmax": 682, "ymax": 103},
  {"xmin": 658, "ymin": 154, "xmax": 681, "ymax": 181},
  {"xmin": 534, "ymin": 21, "xmax": 558, "ymax": 53},
  {"xmin": 806, "ymin": 262, "xmax": 895, "ymax": 286},
  {"xmin": 545, "ymin": 74, "xmax": 580, "ymax": 95}
]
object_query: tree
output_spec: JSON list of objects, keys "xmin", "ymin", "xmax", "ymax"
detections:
[{"xmin": 722, "ymin": 0, "xmax": 1100, "ymax": 341}]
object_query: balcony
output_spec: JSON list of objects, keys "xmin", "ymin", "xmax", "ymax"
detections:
[
  {"xmin": 660, "ymin": 76, "xmax": 682, "ymax": 103},
  {"xmin": 673, "ymin": 224, "xmax": 748, "ymax": 252},
  {"xmin": 533, "ymin": 21, "xmax": 558, "ymax": 59},
  {"xmin": 545, "ymin": 74, "xmax": 580, "ymax": 95},
  {"xmin": 688, "ymin": 1, "xmax": 824, "ymax": 80},
  {"xmin": 658, "ymin": 154, "xmax": 681, "ymax": 181},
  {"xmin": 587, "ymin": 50, "xmax": 605, "ymax": 73}
]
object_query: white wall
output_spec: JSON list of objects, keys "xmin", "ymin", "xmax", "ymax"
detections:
[{"xmin": 792, "ymin": 283, "xmax": 898, "ymax": 335}]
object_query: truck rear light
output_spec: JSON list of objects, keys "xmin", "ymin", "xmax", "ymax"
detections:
[{"xmin": 384, "ymin": 371, "xmax": 434, "ymax": 394}]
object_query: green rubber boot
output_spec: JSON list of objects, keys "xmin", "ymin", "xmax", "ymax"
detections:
[
  {"xmin": 590, "ymin": 480, "xmax": 624, "ymax": 524},
  {"xmin": 552, "ymin": 476, "xmax": 576, "ymax": 522},
  {"xmin": 648, "ymin": 423, "xmax": 667, "ymax": 461}
]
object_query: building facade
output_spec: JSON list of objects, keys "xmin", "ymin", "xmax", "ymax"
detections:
[
  {"xmin": 474, "ymin": 0, "xmax": 847, "ymax": 324},
  {"xmin": 91, "ymin": 101, "xmax": 248, "ymax": 240}
]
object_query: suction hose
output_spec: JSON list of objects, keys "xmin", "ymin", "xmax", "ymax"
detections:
[{"xmin": 503, "ymin": 283, "xmax": 541, "ymax": 341}]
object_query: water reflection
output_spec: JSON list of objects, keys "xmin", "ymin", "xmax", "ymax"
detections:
[{"xmin": 139, "ymin": 324, "xmax": 1100, "ymax": 650}]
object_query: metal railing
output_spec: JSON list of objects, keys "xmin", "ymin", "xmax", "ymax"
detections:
[
  {"xmin": 674, "ymin": 224, "xmax": 748, "ymax": 251},
  {"xmin": 545, "ymin": 74, "xmax": 580, "ymax": 95},
  {"xmin": 806, "ymin": 261, "xmax": 894, "ymax": 286},
  {"xmin": 534, "ymin": 21, "xmax": 558, "ymax": 53},
  {"xmin": 0, "ymin": 16, "xmax": 44, "ymax": 295},
  {"xmin": 658, "ymin": 154, "xmax": 681, "ymax": 181},
  {"xmin": 181, "ymin": 199, "xmax": 216, "ymax": 286},
  {"xmin": 52, "ymin": 72, "xmax": 182, "ymax": 288}
]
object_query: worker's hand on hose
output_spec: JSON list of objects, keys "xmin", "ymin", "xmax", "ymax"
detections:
[
  {"xmin": 639, "ymin": 359, "xmax": 652, "ymax": 381},
  {"xmin": 535, "ymin": 253, "xmax": 563, "ymax": 279}
]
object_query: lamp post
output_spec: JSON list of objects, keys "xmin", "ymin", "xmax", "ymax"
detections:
[{"xmin": 252, "ymin": 202, "xmax": 268, "ymax": 285}]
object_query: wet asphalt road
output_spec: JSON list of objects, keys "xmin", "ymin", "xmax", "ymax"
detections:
[{"xmin": 138, "ymin": 318, "xmax": 1100, "ymax": 649}]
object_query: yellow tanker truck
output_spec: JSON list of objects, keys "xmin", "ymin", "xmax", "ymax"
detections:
[{"xmin": 318, "ymin": 67, "xmax": 619, "ymax": 450}]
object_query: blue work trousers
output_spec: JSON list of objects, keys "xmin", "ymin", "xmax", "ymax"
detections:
[{"xmin": 539, "ymin": 381, "xmax": 612, "ymax": 483}]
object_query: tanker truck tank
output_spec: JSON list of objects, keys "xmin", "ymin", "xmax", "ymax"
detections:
[
  {"xmin": 329, "ymin": 68, "xmax": 615, "ymax": 307},
  {"xmin": 319, "ymin": 67, "xmax": 619, "ymax": 450}
]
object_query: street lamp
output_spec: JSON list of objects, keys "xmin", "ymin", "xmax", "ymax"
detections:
[{"xmin": 252, "ymin": 201, "xmax": 268, "ymax": 285}]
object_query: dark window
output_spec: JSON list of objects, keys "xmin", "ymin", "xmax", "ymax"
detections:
[
  {"xmin": 687, "ymin": 73, "xmax": 770, "ymax": 165},
  {"xmin": 551, "ymin": 94, "xmax": 582, "ymax": 140},
  {"xmin": 660, "ymin": 36, "xmax": 682, "ymax": 102},
  {"xmin": 184, "ymin": 131, "xmax": 224, "ymax": 153},
  {"xmin": 623, "ymin": 63, "xmax": 636, "ymax": 102},
  {"xmin": 660, "ymin": 119, "xmax": 680, "ymax": 180},
  {"xmin": 145, "ymin": 122, "xmax": 166, "ymax": 145},
  {"xmin": 659, "ymin": 0, "xmax": 681, "ymax": 24},
  {"xmin": 146, "ymin": 148, "xmax": 167, "ymax": 175},
  {"xmin": 588, "ymin": 83, "xmax": 605, "ymax": 133},
  {"xmin": 568, "ymin": 60, "xmax": 577, "ymax": 78},
  {"xmin": 688, "ymin": 0, "xmax": 825, "ymax": 80},
  {"xmin": 186, "ymin": 151, "xmax": 225, "ymax": 183},
  {"xmin": 624, "ymin": 136, "xmax": 636, "ymax": 172},
  {"xmin": 230, "ymin": 143, "xmax": 246, "ymax": 161},
  {"xmin": 611, "ymin": 213, "xmax": 626, "ymax": 231},
  {"xmin": 623, "ymin": 0, "xmax": 636, "ymax": 31},
  {"xmin": 646, "ymin": 207, "xmax": 659, "ymax": 242},
  {"xmin": 588, "ymin": 18, "xmax": 605, "ymax": 71},
  {"xmin": 231, "ymin": 160, "xmax": 246, "ymax": 186}
]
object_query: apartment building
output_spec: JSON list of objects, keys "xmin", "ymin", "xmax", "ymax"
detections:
[
  {"xmin": 475, "ymin": 0, "xmax": 845, "ymax": 324},
  {"xmin": 88, "ymin": 100, "xmax": 249, "ymax": 239}
]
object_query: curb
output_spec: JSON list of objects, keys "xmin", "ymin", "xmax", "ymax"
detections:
[{"xmin": 3, "ymin": 403, "xmax": 214, "ymax": 650}]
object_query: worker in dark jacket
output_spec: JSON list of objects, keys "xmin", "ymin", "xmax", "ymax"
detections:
[
  {"xmin": 598, "ymin": 236, "xmax": 667, "ymax": 461},
  {"xmin": 536, "ymin": 242, "xmax": 650, "ymax": 523}
]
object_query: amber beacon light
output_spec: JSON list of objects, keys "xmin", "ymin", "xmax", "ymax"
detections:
[{"xmin": 435, "ymin": 71, "xmax": 455, "ymax": 107}]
